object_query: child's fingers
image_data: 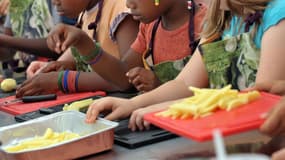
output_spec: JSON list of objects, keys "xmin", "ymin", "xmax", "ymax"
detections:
[
  {"xmin": 126, "ymin": 67, "xmax": 140, "ymax": 79},
  {"xmin": 16, "ymin": 81, "xmax": 37, "ymax": 97},
  {"xmin": 85, "ymin": 98, "xmax": 113, "ymax": 123},
  {"xmin": 136, "ymin": 84, "xmax": 146, "ymax": 92},
  {"xmin": 61, "ymin": 34, "xmax": 75, "ymax": 52},
  {"xmin": 85, "ymin": 102, "xmax": 101, "ymax": 123},
  {"xmin": 251, "ymin": 81, "xmax": 274, "ymax": 92},
  {"xmin": 131, "ymin": 75, "xmax": 142, "ymax": 86},
  {"xmin": 40, "ymin": 62, "xmax": 57, "ymax": 73},
  {"xmin": 272, "ymin": 148, "xmax": 285, "ymax": 160},
  {"xmin": 47, "ymin": 34, "xmax": 61, "ymax": 53},
  {"xmin": 260, "ymin": 101, "xmax": 285, "ymax": 135}
]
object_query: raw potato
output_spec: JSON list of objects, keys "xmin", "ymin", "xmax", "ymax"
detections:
[
  {"xmin": 156, "ymin": 85, "xmax": 261, "ymax": 120},
  {"xmin": 1, "ymin": 78, "xmax": 17, "ymax": 92},
  {"xmin": 4, "ymin": 128, "xmax": 80, "ymax": 152}
]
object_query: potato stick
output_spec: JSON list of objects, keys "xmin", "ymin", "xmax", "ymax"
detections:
[
  {"xmin": 200, "ymin": 112, "xmax": 213, "ymax": 118},
  {"xmin": 226, "ymin": 97, "xmax": 248, "ymax": 111},
  {"xmin": 218, "ymin": 95, "xmax": 236, "ymax": 109},
  {"xmin": 43, "ymin": 128, "xmax": 53, "ymax": 139},
  {"xmin": 245, "ymin": 91, "xmax": 261, "ymax": 102},
  {"xmin": 189, "ymin": 86, "xmax": 216, "ymax": 95},
  {"xmin": 197, "ymin": 89, "xmax": 228, "ymax": 112},
  {"xmin": 180, "ymin": 113, "xmax": 192, "ymax": 120},
  {"xmin": 155, "ymin": 110, "xmax": 172, "ymax": 117},
  {"xmin": 199, "ymin": 104, "xmax": 218, "ymax": 115},
  {"xmin": 5, "ymin": 128, "xmax": 80, "ymax": 153}
]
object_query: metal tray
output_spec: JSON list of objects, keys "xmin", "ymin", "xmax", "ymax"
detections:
[{"xmin": 0, "ymin": 111, "xmax": 118, "ymax": 160}]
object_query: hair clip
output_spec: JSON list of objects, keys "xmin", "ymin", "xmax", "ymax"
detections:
[
  {"xmin": 187, "ymin": 0, "xmax": 192, "ymax": 10},
  {"xmin": 155, "ymin": 0, "xmax": 159, "ymax": 6}
]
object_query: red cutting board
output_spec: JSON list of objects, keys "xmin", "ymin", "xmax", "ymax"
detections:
[
  {"xmin": 144, "ymin": 92, "xmax": 281, "ymax": 142},
  {"xmin": 0, "ymin": 91, "xmax": 106, "ymax": 115}
]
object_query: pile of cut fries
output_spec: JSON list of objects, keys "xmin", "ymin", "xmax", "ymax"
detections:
[
  {"xmin": 156, "ymin": 85, "xmax": 260, "ymax": 120},
  {"xmin": 5, "ymin": 128, "xmax": 80, "ymax": 152}
]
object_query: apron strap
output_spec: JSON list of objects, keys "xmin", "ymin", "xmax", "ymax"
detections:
[
  {"xmin": 75, "ymin": 0, "xmax": 104, "ymax": 41},
  {"xmin": 145, "ymin": 0, "xmax": 197, "ymax": 64}
]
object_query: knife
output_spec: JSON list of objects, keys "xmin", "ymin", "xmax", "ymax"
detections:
[{"xmin": 0, "ymin": 94, "xmax": 57, "ymax": 106}]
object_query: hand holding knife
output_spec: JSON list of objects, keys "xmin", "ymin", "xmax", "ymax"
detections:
[{"xmin": 0, "ymin": 94, "xmax": 57, "ymax": 106}]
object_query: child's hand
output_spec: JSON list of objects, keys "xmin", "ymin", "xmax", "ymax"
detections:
[
  {"xmin": 47, "ymin": 24, "xmax": 90, "ymax": 54},
  {"xmin": 272, "ymin": 148, "xmax": 285, "ymax": 160},
  {"xmin": 260, "ymin": 97, "xmax": 285, "ymax": 136},
  {"xmin": 16, "ymin": 72, "xmax": 58, "ymax": 98},
  {"xmin": 249, "ymin": 81, "xmax": 285, "ymax": 96},
  {"xmin": 40, "ymin": 61, "xmax": 75, "ymax": 73},
  {"xmin": 128, "ymin": 101, "xmax": 171, "ymax": 131},
  {"xmin": 126, "ymin": 67, "xmax": 161, "ymax": 93},
  {"xmin": 26, "ymin": 61, "xmax": 48, "ymax": 79},
  {"xmin": 85, "ymin": 97, "xmax": 137, "ymax": 123}
]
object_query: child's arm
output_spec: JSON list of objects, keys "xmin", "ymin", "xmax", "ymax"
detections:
[
  {"xmin": 16, "ymin": 71, "xmax": 120, "ymax": 97},
  {"xmin": 114, "ymin": 15, "xmax": 139, "ymax": 58},
  {"xmin": 85, "ymin": 44, "xmax": 210, "ymax": 123},
  {"xmin": 47, "ymin": 24, "xmax": 143, "ymax": 91},
  {"xmin": 256, "ymin": 20, "xmax": 285, "ymax": 83},
  {"xmin": 0, "ymin": 34, "xmax": 59, "ymax": 59}
]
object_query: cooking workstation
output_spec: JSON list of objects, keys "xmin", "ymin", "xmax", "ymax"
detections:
[{"xmin": 0, "ymin": 78, "xmax": 280, "ymax": 160}]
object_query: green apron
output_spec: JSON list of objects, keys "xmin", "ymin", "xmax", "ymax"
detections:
[{"xmin": 199, "ymin": 32, "xmax": 260, "ymax": 90}]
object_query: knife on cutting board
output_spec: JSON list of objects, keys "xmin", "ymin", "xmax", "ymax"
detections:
[{"xmin": 0, "ymin": 94, "xmax": 57, "ymax": 106}]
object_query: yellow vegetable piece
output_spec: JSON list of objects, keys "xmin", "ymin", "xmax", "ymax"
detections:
[
  {"xmin": 63, "ymin": 98, "xmax": 94, "ymax": 112},
  {"xmin": 1, "ymin": 78, "xmax": 16, "ymax": 92},
  {"xmin": 5, "ymin": 128, "xmax": 80, "ymax": 152},
  {"xmin": 156, "ymin": 85, "xmax": 261, "ymax": 120}
]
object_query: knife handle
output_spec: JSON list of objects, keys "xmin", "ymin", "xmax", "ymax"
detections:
[{"xmin": 22, "ymin": 94, "xmax": 57, "ymax": 103}]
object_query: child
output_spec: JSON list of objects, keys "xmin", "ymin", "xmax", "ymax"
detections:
[
  {"xmin": 0, "ymin": 0, "xmax": 60, "ymax": 78},
  {"xmin": 16, "ymin": 0, "xmax": 206, "ymax": 95},
  {"xmin": 15, "ymin": 0, "xmax": 139, "ymax": 97},
  {"xmin": 80, "ymin": 0, "xmax": 285, "ymax": 131}
]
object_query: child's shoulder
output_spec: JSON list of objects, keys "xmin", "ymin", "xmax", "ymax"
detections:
[
  {"xmin": 103, "ymin": 0, "xmax": 128, "ymax": 9},
  {"xmin": 139, "ymin": 21, "xmax": 158, "ymax": 32},
  {"xmin": 262, "ymin": 0, "xmax": 285, "ymax": 26}
]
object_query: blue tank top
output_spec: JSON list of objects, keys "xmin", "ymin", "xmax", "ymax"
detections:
[{"xmin": 223, "ymin": 0, "xmax": 285, "ymax": 49}]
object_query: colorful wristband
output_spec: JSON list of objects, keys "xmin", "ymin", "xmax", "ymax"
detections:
[
  {"xmin": 75, "ymin": 71, "xmax": 81, "ymax": 92},
  {"xmin": 87, "ymin": 49, "xmax": 103, "ymax": 65},
  {"xmin": 80, "ymin": 42, "xmax": 101, "ymax": 63},
  {"xmin": 63, "ymin": 70, "xmax": 70, "ymax": 93},
  {"xmin": 57, "ymin": 71, "xmax": 64, "ymax": 92}
]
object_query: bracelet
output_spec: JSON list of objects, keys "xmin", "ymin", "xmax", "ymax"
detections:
[
  {"xmin": 57, "ymin": 71, "xmax": 64, "ymax": 92},
  {"xmin": 80, "ymin": 43, "xmax": 101, "ymax": 62},
  {"xmin": 67, "ymin": 71, "xmax": 76, "ymax": 93},
  {"xmin": 63, "ymin": 70, "xmax": 70, "ymax": 93},
  {"xmin": 87, "ymin": 49, "xmax": 103, "ymax": 65},
  {"xmin": 75, "ymin": 71, "xmax": 81, "ymax": 92}
]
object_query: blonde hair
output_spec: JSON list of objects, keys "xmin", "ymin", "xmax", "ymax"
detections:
[{"xmin": 202, "ymin": 0, "xmax": 270, "ymax": 39}]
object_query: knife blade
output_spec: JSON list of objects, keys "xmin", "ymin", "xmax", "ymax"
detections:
[{"xmin": 0, "ymin": 94, "xmax": 57, "ymax": 106}]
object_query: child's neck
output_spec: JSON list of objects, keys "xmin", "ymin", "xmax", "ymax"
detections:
[
  {"xmin": 161, "ymin": 1, "xmax": 195, "ymax": 31},
  {"xmin": 86, "ymin": 0, "xmax": 100, "ymax": 11}
]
